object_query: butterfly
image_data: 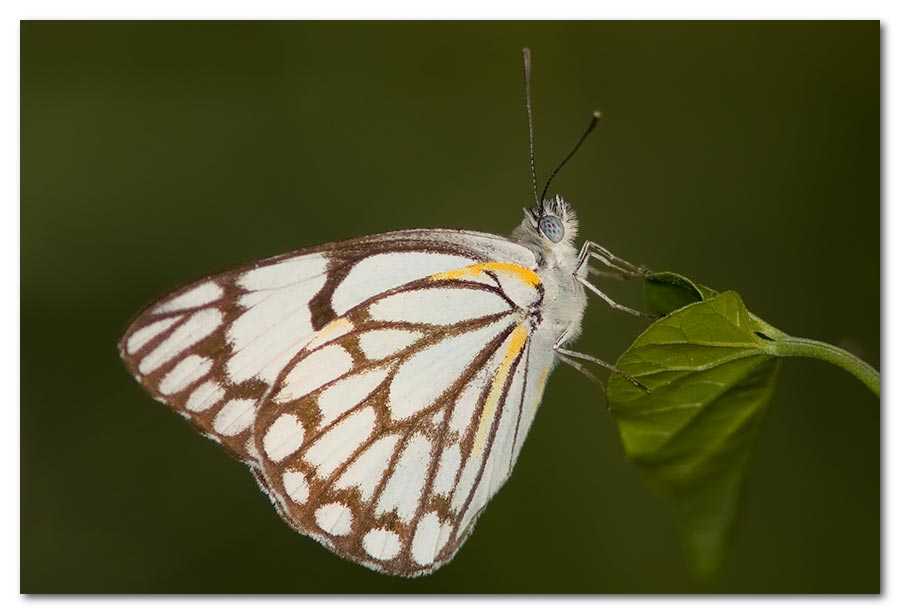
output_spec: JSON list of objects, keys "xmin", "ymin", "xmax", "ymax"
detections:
[{"xmin": 118, "ymin": 49, "xmax": 649, "ymax": 577}]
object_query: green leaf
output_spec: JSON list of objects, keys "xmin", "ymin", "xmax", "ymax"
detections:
[
  {"xmin": 613, "ymin": 271, "xmax": 877, "ymax": 578},
  {"xmin": 642, "ymin": 271, "xmax": 719, "ymax": 316},
  {"xmin": 609, "ymin": 290, "xmax": 781, "ymax": 579}
]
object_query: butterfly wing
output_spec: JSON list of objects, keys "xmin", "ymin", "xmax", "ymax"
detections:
[{"xmin": 119, "ymin": 229, "xmax": 555, "ymax": 575}]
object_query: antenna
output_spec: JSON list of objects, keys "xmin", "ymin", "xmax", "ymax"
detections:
[
  {"xmin": 522, "ymin": 48, "xmax": 603, "ymax": 207},
  {"xmin": 539, "ymin": 110, "xmax": 602, "ymax": 204},
  {"xmin": 522, "ymin": 48, "xmax": 540, "ymax": 209}
]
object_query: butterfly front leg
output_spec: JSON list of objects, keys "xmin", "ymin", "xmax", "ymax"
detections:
[
  {"xmin": 573, "ymin": 242, "xmax": 655, "ymax": 320},
  {"xmin": 573, "ymin": 275, "xmax": 652, "ymax": 319},
  {"xmin": 575, "ymin": 240, "xmax": 651, "ymax": 279},
  {"xmin": 552, "ymin": 327, "xmax": 649, "ymax": 394}
]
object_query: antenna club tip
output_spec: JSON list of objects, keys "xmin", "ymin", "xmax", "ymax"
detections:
[{"xmin": 593, "ymin": 110, "xmax": 603, "ymax": 119}]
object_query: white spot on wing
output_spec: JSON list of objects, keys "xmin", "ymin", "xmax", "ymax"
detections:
[
  {"xmin": 158, "ymin": 354, "xmax": 212, "ymax": 395},
  {"xmin": 489, "ymin": 355, "xmax": 527, "ymax": 489},
  {"xmin": 237, "ymin": 253, "xmax": 328, "ymax": 292},
  {"xmin": 451, "ymin": 454, "xmax": 481, "ymax": 513},
  {"xmin": 369, "ymin": 287, "xmax": 510, "ymax": 325},
  {"xmin": 126, "ymin": 315, "xmax": 182, "ymax": 354},
  {"xmin": 448, "ymin": 344, "xmax": 506, "ymax": 437},
  {"xmin": 317, "ymin": 367, "xmax": 389, "ymax": 428},
  {"xmin": 331, "ymin": 252, "xmax": 475, "ymax": 316},
  {"xmin": 153, "ymin": 282, "xmax": 223, "ymax": 314},
  {"xmin": 226, "ymin": 275, "xmax": 328, "ymax": 385},
  {"xmin": 282, "ymin": 470, "xmax": 310, "ymax": 504},
  {"xmin": 388, "ymin": 318, "xmax": 510, "ymax": 421},
  {"xmin": 432, "ymin": 443, "xmax": 461, "ymax": 496},
  {"xmin": 212, "ymin": 398, "xmax": 257, "ymax": 436},
  {"xmin": 513, "ymin": 357, "xmax": 554, "ymax": 463},
  {"xmin": 185, "ymin": 380, "xmax": 225, "ymax": 413},
  {"xmin": 362, "ymin": 528, "xmax": 402, "ymax": 561},
  {"xmin": 139, "ymin": 308, "xmax": 223, "ymax": 375},
  {"xmin": 412, "ymin": 511, "xmax": 451, "ymax": 566},
  {"xmin": 358, "ymin": 329, "xmax": 424, "ymax": 361},
  {"xmin": 263, "ymin": 414, "xmax": 306, "ymax": 463},
  {"xmin": 276, "ymin": 344, "xmax": 354, "ymax": 403},
  {"xmin": 334, "ymin": 434, "xmax": 400, "ymax": 502},
  {"xmin": 460, "ymin": 466, "xmax": 491, "ymax": 536},
  {"xmin": 314, "ymin": 502, "xmax": 354, "ymax": 536},
  {"xmin": 303, "ymin": 406, "xmax": 376, "ymax": 477},
  {"xmin": 449, "ymin": 376, "xmax": 482, "ymax": 438},
  {"xmin": 375, "ymin": 433, "xmax": 432, "ymax": 522}
]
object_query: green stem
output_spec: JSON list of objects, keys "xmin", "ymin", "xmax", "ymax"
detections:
[{"xmin": 767, "ymin": 336, "xmax": 880, "ymax": 397}]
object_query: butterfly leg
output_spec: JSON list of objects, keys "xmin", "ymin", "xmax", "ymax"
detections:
[
  {"xmin": 574, "ymin": 275, "xmax": 655, "ymax": 319},
  {"xmin": 586, "ymin": 265, "xmax": 632, "ymax": 281},
  {"xmin": 576, "ymin": 240, "xmax": 651, "ymax": 279},
  {"xmin": 553, "ymin": 328, "xmax": 649, "ymax": 393},
  {"xmin": 556, "ymin": 353, "xmax": 608, "ymax": 393}
]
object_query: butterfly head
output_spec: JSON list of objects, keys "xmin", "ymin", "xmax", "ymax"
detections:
[
  {"xmin": 513, "ymin": 195, "xmax": 579, "ymax": 259},
  {"xmin": 517, "ymin": 196, "xmax": 578, "ymax": 243},
  {"xmin": 524, "ymin": 195, "xmax": 578, "ymax": 242}
]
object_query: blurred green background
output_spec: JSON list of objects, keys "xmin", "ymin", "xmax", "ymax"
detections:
[{"xmin": 21, "ymin": 21, "xmax": 880, "ymax": 593}]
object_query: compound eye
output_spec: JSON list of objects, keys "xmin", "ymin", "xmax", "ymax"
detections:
[{"xmin": 538, "ymin": 215, "xmax": 565, "ymax": 243}]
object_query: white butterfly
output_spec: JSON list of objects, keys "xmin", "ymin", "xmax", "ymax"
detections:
[{"xmin": 118, "ymin": 49, "xmax": 648, "ymax": 577}]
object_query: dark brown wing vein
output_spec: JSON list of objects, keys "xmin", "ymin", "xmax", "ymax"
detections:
[
  {"xmin": 447, "ymin": 335, "xmax": 530, "ymax": 552},
  {"xmin": 506, "ymin": 339, "xmax": 533, "ymax": 476}
]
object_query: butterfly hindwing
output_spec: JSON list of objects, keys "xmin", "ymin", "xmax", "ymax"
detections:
[
  {"xmin": 119, "ymin": 230, "xmax": 553, "ymax": 575},
  {"xmin": 251, "ymin": 263, "xmax": 545, "ymax": 575}
]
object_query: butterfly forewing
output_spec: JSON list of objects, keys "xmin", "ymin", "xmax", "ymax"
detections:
[
  {"xmin": 119, "ymin": 250, "xmax": 334, "ymax": 461},
  {"xmin": 119, "ymin": 231, "xmax": 552, "ymax": 575}
]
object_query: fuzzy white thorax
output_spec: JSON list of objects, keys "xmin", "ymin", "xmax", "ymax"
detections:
[{"xmin": 510, "ymin": 195, "xmax": 588, "ymax": 350}]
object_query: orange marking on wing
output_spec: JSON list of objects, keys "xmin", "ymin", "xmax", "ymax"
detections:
[
  {"xmin": 430, "ymin": 262, "xmax": 541, "ymax": 287},
  {"xmin": 306, "ymin": 317, "xmax": 353, "ymax": 351},
  {"xmin": 472, "ymin": 324, "xmax": 529, "ymax": 456}
]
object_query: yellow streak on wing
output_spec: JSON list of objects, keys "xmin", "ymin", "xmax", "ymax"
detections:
[
  {"xmin": 471, "ymin": 324, "xmax": 529, "ymax": 457},
  {"xmin": 306, "ymin": 317, "xmax": 353, "ymax": 351},
  {"xmin": 429, "ymin": 262, "xmax": 541, "ymax": 288},
  {"xmin": 527, "ymin": 365, "xmax": 551, "ymax": 424}
]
